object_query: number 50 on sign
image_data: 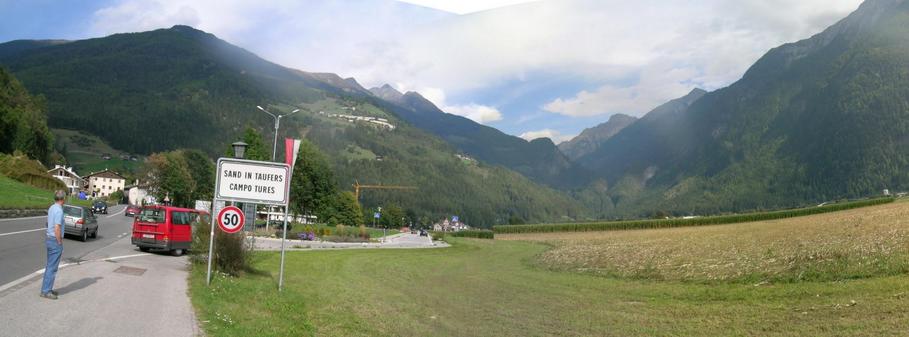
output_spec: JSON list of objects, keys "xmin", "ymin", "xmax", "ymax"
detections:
[{"xmin": 217, "ymin": 206, "xmax": 245, "ymax": 233}]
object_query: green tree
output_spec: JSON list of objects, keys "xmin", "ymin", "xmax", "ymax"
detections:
[
  {"xmin": 332, "ymin": 192, "xmax": 363, "ymax": 226},
  {"xmin": 242, "ymin": 126, "xmax": 270, "ymax": 161},
  {"xmin": 142, "ymin": 152, "xmax": 196, "ymax": 207},
  {"xmin": 289, "ymin": 140, "xmax": 338, "ymax": 221},
  {"xmin": 108, "ymin": 190, "xmax": 125, "ymax": 204},
  {"xmin": 224, "ymin": 126, "xmax": 270, "ymax": 161},
  {"xmin": 380, "ymin": 204, "xmax": 405, "ymax": 228},
  {"xmin": 0, "ymin": 67, "xmax": 54, "ymax": 163},
  {"xmin": 180, "ymin": 149, "xmax": 215, "ymax": 201}
]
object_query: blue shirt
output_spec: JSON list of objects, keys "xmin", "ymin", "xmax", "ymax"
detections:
[{"xmin": 47, "ymin": 203, "xmax": 64, "ymax": 239}]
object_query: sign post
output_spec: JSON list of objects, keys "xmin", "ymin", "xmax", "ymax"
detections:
[
  {"xmin": 279, "ymin": 138, "xmax": 302, "ymax": 291},
  {"xmin": 206, "ymin": 158, "xmax": 290, "ymax": 287}
]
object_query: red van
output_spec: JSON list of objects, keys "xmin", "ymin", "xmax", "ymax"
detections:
[{"xmin": 131, "ymin": 205, "xmax": 209, "ymax": 256}]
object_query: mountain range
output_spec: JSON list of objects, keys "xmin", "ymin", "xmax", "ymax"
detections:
[
  {"xmin": 2, "ymin": 0, "xmax": 908, "ymax": 221},
  {"xmin": 0, "ymin": 25, "xmax": 583, "ymax": 226},
  {"xmin": 558, "ymin": 113, "xmax": 637, "ymax": 161},
  {"xmin": 571, "ymin": 0, "xmax": 909, "ymax": 217}
]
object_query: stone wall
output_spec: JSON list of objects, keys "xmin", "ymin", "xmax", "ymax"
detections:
[{"xmin": 0, "ymin": 209, "xmax": 45, "ymax": 219}]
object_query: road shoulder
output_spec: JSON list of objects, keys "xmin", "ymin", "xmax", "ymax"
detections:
[{"xmin": 0, "ymin": 248, "xmax": 201, "ymax": 337}]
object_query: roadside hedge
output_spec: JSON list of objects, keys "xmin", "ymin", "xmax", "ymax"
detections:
[
  {"xmin": 448, "ymin": 229, "xmax": 494, "ymax": 239},
  {"xmin": 493, "ymin": 197, "xmax": 896, "ymax": 234}
]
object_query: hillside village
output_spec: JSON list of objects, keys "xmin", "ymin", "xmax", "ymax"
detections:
[{"xmin": 319, "ymin": 109, "xmax": 396, "ymax": 130}]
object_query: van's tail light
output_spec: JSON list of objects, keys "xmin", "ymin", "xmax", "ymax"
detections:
[{"xmin": 76, "ymin": 218, "xmax": 84, "ymax": 227}]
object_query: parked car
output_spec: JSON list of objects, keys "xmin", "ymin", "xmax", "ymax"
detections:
[
  {"xmin": 92, "ymin": 200, "xmax": 108, "ymax": 214},
  {"xmin": 64, "ymin": 205, "xmax": 99, "ymax": 242},
  {"xmin": 131, "ymin": 205, "xmax": 209, "ymax": 256},
  {"xmin": 125, "ymin": 204, "xmax": 141, "ymax": 217},
  {"xmin": 419, "ymin": 229, "xmax": 428, "ymax": 237}
]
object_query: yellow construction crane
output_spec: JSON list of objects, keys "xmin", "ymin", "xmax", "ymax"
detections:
[{"xmin": 352, "ymin": 180, "xmax": 417, "ymax": 202}]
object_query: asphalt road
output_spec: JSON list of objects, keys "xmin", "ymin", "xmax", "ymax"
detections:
[{"xmin": 0, "ymin": 204, "xmax": 135, "ymax": 287}]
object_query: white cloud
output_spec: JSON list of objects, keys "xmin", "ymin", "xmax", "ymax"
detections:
[
  {"xmin": 519, "ymin": 129, "xmax": 575, "ymax": 144},
  {"xmin": 416, "ymin": 86, "xmax": 503, "ymax": 124},
  {"xmin": 395, "ymin": 0, "xmax": 540, "ymax": 15},
  {"xmin": 87, "ymin": 0, "xmax": 864, "ymax": 123},
  {"xmin": 444, "ymin": 104, "xmax": 503, "ymax": 124},
  {"xmin": 544, "ymin": 64, "xmax": 698, "ymax": 117}
]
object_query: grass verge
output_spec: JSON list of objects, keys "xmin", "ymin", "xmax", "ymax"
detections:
[
  {"xmin": 0, "ymin": 174, "xmax": 89, "ymax": 209},
  {"xmin": 190, "ymin": 237, "xmax": 909, "ymax": 336}
]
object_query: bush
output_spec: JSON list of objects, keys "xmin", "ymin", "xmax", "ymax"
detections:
[
  {"xmin": 190, "ymin": 219, "xmax": 251, "ymax": 276},
  {"xmin": 449, "ymin": 230, "xmax": 494, "ymax": 239},
  {"xmin": 494, "ymin": 197, "xmax": 896, "ymax": 234},
  {"xmin": 359, "ymin": 225, "xmax": 369, "ymax": 239},
  {"xmin": 321, "ymin": 224, "xmax": 369, "ymax": 242},
  {"xmin": 430, "ymin": 231, "xmax": 445, "ymax": 241}
]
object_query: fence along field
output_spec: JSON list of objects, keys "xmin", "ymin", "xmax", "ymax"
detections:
[{"xmin": 493, "ymin": 197, "xmax": 895, "ymax": 234}]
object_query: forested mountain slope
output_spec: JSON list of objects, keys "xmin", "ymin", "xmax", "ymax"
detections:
[{"xmin": 577, "ymin": 0, "xmax": 909, "ymax": 217}]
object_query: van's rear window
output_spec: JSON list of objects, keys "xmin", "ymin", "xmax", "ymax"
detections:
[{"xmin": 139, "ymin": 208, "xmax": 166, "ymax": 223}]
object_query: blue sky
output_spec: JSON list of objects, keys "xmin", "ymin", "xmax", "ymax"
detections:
[{"xmin": 0, "ymin": 0, "xmax": 863, "ymax": 143}]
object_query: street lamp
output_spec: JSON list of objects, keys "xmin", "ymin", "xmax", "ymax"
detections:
[
  {"xmin": 256, "ymin": 105, "xmax": 300, "ymax": 161},
  {"xmin": 232, "ymin": 141, "xmax": 248, "ymax": 159}
]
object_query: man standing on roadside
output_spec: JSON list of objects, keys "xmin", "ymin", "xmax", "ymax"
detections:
[{"xmin": 41, "ymin": 190, "xmax": 66, "ymax": 300}]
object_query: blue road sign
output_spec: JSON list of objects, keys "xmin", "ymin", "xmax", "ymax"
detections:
[
  {"xmin": 374, "ymin": 212, "xmax": 381, "ymax": 219},
  {"xmin": 452, "ymin": 216, "xmax": 459, "ymax": 222}
]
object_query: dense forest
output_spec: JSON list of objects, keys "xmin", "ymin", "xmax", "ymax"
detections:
[{"xmin": 0, "ymin": 67, "xmax": 54, "ymax": 164}]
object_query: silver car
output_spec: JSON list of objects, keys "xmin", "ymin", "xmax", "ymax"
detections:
[{"xmin": 63, "ymin": 205, "xmax": 99, "ymax": 241}]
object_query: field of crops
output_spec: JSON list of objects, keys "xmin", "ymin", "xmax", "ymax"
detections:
[
  {"xmin": 494, "ymin": 197, "xmax": 894, "ymax": 234},
  {"xmin": 499, "ymin": 200, "xmax": 909, "ymax": 283}
]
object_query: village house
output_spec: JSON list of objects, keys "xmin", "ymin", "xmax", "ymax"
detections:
[
  {"xmin": 47, "ymin": 165, "xmax": 84, "ymax": 195},
  {"xmin": 83, "ymin": 169, "xmax": 126, "ymax": 198},
  {"xmin": 433, "ymin": 218, "xmax": 470, "ymax": 232},
  {"xmin": 125, "ymin": 179, "xmax": 150, "ymax": 206}
]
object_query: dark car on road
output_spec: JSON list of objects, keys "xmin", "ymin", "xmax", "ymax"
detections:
[
  {"xmin": 125, "ymin": 204, "xmax": 141, "ymax": 217},
  {"xmin": 64, "ymin": 205, "xmax": 99, "ymax": 242},
  {"xmin": 92, "ymin": 200, "xmax": 108, "ymax": 214},
  {"xmin": 419, "ymin": 229, "xmax": 428, "ymax": 237}
]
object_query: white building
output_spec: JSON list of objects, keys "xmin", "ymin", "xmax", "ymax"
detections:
[
  {"xmin": 256, "ymin": 209, "xmax": 317, "ymax": 224},
  {"xmin": 83, "ymin": 169, "xmax": 126, "ymax": 198},
  {"xmin": 125, "ymin": 180, "xmax": 149, "ymax": 206},
  {"xmin": 47, "ymin": 165, "xmax": 83, "ymax": 195}
]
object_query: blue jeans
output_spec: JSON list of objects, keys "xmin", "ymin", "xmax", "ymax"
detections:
[{"xmin": 42, "ymin": 238, "xmax": 63, "ymax": 294}]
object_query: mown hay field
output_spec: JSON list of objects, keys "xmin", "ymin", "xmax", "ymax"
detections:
[{"xmin": 499, "ymin": 200, "xmax": 909, "ymax": 283}]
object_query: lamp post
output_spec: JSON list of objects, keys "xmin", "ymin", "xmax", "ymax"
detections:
[
  {"xmin": 256, "ymin": 106, "xmax": 300, "ymax": 161},
  {"xmin": 231, "ymin": 141, "xmax": 248, "ymax": 159}
]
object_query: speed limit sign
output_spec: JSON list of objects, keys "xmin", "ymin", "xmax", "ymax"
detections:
[{"xmin": 217, "ymin": 206, "xmax": 245, "ymax": 233}]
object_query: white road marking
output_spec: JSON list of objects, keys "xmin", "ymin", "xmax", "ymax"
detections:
[
  {"xmin": 0, "ymin": 228, "xmax": 44, "ymax": 237},
  {"xmin": 104, "ymin": 205, "xmax": 127, "ymax": 218},
  {"xmin": 101, "ymin": 253, "xmax": 151, "ymax": 261},
  {"xmin": 0, "ymin": 252, "xmax": 152, "ymax": 294}
]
